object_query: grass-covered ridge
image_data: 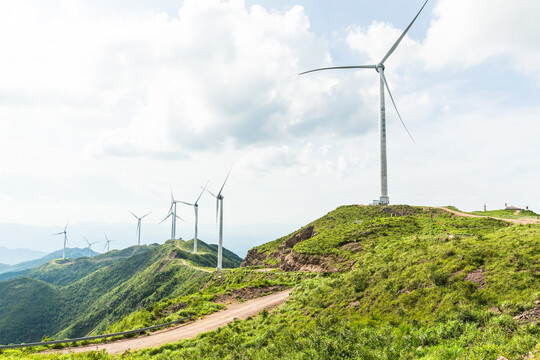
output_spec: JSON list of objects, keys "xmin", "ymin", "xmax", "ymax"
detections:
[
  {"xmin": 0, "ymin": 239, "xmax": 241, "ymax": 345},
  {"xmin": 246, "ymin": 205, "xmax": 512, "ymax": 269}
]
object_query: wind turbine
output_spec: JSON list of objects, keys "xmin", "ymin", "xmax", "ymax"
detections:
[
  {"xmin": 178, "ymin": 181, "xmax": 209, "ymax": 254},
  {"xmin": 205, "ymin": 169, "xmax": 232, "ymax": 270},
  {"xmin": 300, "ymin": 0, "xmax": 429, "ymax": 206},
  {"xmin": 84, "ymin": 237, "xmax": 98, "ymax": 257},
  {"xmin": 53, "ymin": 220, "xmax": 69, "ymax": 260},
  {"xmin": 160, "ymin": 190, "xmax": 184, "ymax": 240},
  {"xmin": 103, "ymin": 234, "xmax": 113, "ymax": 253},
  {"xmin": 129, "ymin": 211, "xmax": 151, "ymax": 245}
]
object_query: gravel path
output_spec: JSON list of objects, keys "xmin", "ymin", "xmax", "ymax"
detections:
[
  {"xmin": 180, "ymin": 259, "xmax": 212, "ymax": 273},
  {"xmin": 51, "ymin": 289, "xmax": 291, "ymax": 355}
]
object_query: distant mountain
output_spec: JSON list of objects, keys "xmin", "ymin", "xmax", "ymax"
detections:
[
  {"xmin": 0, "ymin": 247, "xmax": 99, "ymax": 277},
  {"xmin": 0, "ymin": 246, "xmax": 47, "ymax": 265}
]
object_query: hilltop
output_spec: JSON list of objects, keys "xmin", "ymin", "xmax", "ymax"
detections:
[{"xmin": 2, "ymin": 204, "xmax": 540, "ymax": 359}]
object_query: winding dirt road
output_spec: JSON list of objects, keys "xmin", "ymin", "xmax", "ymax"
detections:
[
  {"xmin": 180, "ymin": 259, "xmax": 212, "ymax": 273},
  {"xmin": 51, "ymin": 289, "xmax": 291, "ymax": 355},
  {"xmin": 435, "ymin": 207, "xmax": 540, "ymax": 225}
]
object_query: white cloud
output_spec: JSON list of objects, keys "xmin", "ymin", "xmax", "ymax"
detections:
[{"xmin": 422, "ymin": 0, "xmax": 540, "ymax": 83}]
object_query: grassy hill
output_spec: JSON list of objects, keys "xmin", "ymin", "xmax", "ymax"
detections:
[
  {"xmin": 0, "ymin": 239, "xmax": 241, "ymax": 345},
  {"xmin": 3, "ymin": 205, "xmax": 540, "ymax": 359}
]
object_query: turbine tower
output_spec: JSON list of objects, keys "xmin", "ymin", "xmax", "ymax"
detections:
[
  {"xmin": 84, "ymin": 237, "xmax": 98, "ymax": 257},
  {"xmin": 129, "ymin": 211, "xmax": 151, "ymax": 245},
  {"xmin": 205, "ymin": 168, "xmax": 232, "ymax": 270},
  {"xmin": 178, "ymin": 181, "xmax": 208, "ymax": 254},
  {"xmin": 300, "ymin": 0, "xmax": 429, "ymax": 206},
  {"xmin": 160, "ymin": 190, "xmax": 183, "ymax": 240},
  {"xmin": 53, "ymin": 220, "xmax": 69, "ymax": 260},
  {"xmin": 103, "ymin": 234, "xmax": 113, "ymax": 253}
]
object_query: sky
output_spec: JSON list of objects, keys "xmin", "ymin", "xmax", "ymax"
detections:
[{"xmin": 0, "ymin": 0, "xmax": 539, "ymax": 258}]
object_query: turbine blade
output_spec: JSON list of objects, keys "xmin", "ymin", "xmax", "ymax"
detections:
[
  {"xmin": 217, "ymin": 165, "xmax": 233, "ymax": 197},
  {"xmin": 175, "ymin": 214, "xmax": 184, "ymax": 222},
  {"xmin": 299, "ymin": 65, "xmax": 377, "ymax": 75},
  {"xmin": 53, "ymin": 232, "xmax": 64, "ymax": 235},
  {"xmin": 159, "ymin": 213, "xmax": 172, "ymax": 224},
  {"xmin": 128, "ymin": 210, "xmax": 139, "ymax": 219},
  {"xmin": 64, "ymin": 219, "xmax": 70, "ymax": 232},
  {"xmin": 204, "ymin": 187, "xmax": 217, "ymax": 198},
  {"xmin": 379, "ymin": 69, "xmax": 415, "ymax": 143},
  {"xmin": 380, "ymin": 0, "xmax": 429, "ymax": 65},
  {"xmin": 177, "ymin": 200, "xmax": 194, "ymax": 206},
  {"xmin": 195, "ymin": 180, "xmax": 210, "ymax": 204},
  {"xmin": 85, "ymin": 237, "xmax": 90, "ymax": 245},
  {"xmin": 141, "ymin": 212, "xmax": 151, "ymax": 219}
]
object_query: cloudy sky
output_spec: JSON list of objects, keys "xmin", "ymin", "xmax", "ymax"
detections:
[{"xmin": 0, "ymin": 0, "xmax": 538, "ymax": 257}]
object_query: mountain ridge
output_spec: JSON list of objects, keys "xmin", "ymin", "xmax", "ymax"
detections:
[{"xmin": 0, "ymin": 239, "xmax": 241, "ymax": 344}]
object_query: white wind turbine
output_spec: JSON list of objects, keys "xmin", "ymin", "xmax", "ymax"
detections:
[
  {"xmin": 178, "ymin": 181, "xmax": 208, "ymax": 254},
  {"xmin": 103, "ymin": 234, "xmax": 113, "ymax": 253},
  {"xmin": 160, "ymin": 189, "xmax": 184, "ymax": 240},
  {"xmin": 205, "ymin": 168, "xmax": 232, "ymax": 270},
  {"xmin": 53, "ymin": 220, "xmax": 69, "ymax": 260},
  {"xmin": 84, "ymin": 237, "xmax": 98, "ymax": 257},
  {"xmin": 300, "ymin": 0, "xmax": 429, "ymax": 206},
  {"xmin": 129, "ymin": 211, "xmax": 151, "ymax": 245}
]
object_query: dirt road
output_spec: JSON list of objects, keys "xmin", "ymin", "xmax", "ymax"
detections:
[
  {"xmin": 436, "ymin": 207, "xmax": 540, "ymax": 225},
  {"xmin": 52, "ymin": 289, "xmax": 291, "ymax": 355},
  {"xmin": 180, "ymin": 259, "xmax": 212, "ymax": 273}
]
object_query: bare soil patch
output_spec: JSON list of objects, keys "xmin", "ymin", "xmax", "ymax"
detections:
[
  {"xmin": 514, "ymin": 305, "xmax": 540, "ymax": 324},
  {"xmin": 464, "ymin": 269, "xmax": 486, "ymax": 289}
]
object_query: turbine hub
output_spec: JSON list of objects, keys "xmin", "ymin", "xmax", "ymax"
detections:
[{"xmin": 376, "ymin": 64, "xmax": 385, "ymax": 73}]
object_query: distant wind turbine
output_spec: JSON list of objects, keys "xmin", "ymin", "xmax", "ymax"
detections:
[
  {"xmin": 129, "ymin": 211, "xmax": 151, "ymax": 245},
  {"xmin": 160, "ymin": 188, "xmax": 184, "ymax": 240},
  {"xmin": 178, "ymin": 181, "xmax": 208, "ymax": 254},
  {"xmin": 84, "ymin": 237, "xmax": 98, "ymax": 258},
  {"xmin": 103, "ymin": 234, "xmax": 113, "ymax": 253},
  {"xmin": 53, "ymin": 220, "xmax": 69, "ymax": 260},
  {"xmin": 205, "ymin": 168, "xmax": 232, "ymax": 270},
  {"xmin": 300, "ymin": 0, "xmax": 429, "ymax": 206}
]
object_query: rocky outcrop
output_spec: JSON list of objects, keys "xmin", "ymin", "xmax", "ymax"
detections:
[
  {"xmin": 241, "ymin": 226, "xmax": 315, "ymax": 268},
  {"xmin": 279, "ymin": 226, "xmax": 315, "ymax": 250},
  {"xmin": 241, "ymin": 225, "xmax": 355, "ymax": 272}
]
